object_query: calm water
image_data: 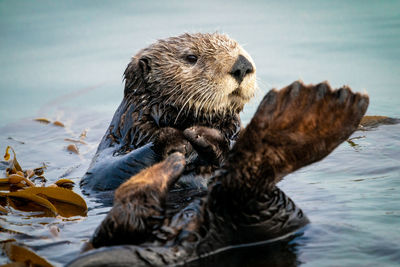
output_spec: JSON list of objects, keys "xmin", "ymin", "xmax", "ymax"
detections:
[{"xmin": 1, "ymin": 1, "xmax": 399, "ymax": 266}]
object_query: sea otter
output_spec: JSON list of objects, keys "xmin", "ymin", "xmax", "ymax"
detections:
[
  {"xmin": 72, "ymin": 33, "xmax": 369, "ymax": 266},
  {"xmin": 80, "ymin": 33, "xmax": 255, "ymax": 195}
]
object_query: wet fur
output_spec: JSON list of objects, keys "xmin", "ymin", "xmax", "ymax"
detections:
[
  {"xmin": 90, "ymin": 153, "xmax": 186, "ymax": 248},
  {"xmin": 73, "ymin": 33, "xmax": 369, "ymax": 266},
  {"xmin": 99, "ymin": 33, "xmax": 254, "ymax": 154},
  {"xmin": 80, "ymin": 33, "xmax": 252, "ymax": 192},
  {"xmin": 74, "ymin": 81, "xmax": 369, "ymax": 266}
]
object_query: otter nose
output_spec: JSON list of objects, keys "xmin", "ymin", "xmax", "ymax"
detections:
[{"xmin": 230, "ymin": 55, "xmax": 254, "ymax": 84}]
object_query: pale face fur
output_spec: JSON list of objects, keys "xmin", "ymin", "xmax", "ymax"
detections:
[{"xmin": 129, "ymin": 33, "xmax": 257, "ymax": 118}]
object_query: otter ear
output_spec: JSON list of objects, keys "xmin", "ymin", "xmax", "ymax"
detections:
[
  {"xmin": 123, "ymin": 56, "xmax": 151, "ymax": 96},
  {"xmin": 138, "ymin": 57, "xmax": 151, "ymax": 74}
]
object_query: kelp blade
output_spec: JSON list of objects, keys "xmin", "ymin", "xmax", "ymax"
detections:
[
  {"xmin": 54, "ymin": 178, "xmax": 75, "ymax": 189},
  {"xmin": 20, "ymin": 187, "xmax": 87, "ymax": 211},
  {"xmin": 2, "ymin": 241, "xmax": 54, "ymax": 267},
  {"xmin": 1, "ymin": 191, "xmax": 58, "ymax": 216},
  {"xmin": 4, "ymin": 146, "xmax": 23, "ymax": 174}
]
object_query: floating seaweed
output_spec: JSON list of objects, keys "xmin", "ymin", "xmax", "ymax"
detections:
[
  {"xmin": 1, "ymin": 239, "xmax": 55, "ymax": 267},
  {"xmin": 0, "ymin": 204, "xmax": 7, "ymax": 215},
  {"xmin": 66, "ymin": 144, "xmax": 80, "ymax": 154},
  {"xmin": 34, "ymin": 117, "xmax": 65, "ymax": 127},
  {"xmin": 54, "ymin": 178, "xmax": 75, "ymax": 189},
  {"xmin": 64, "ymin": 129, "xmax": 88, "ymax": 145},
  {"xmin": 0, "ymin": 146, "xmax": 87, "ymax": 217},
  {"xmin": 0, "ymin": 146, "xmax": 87, "ymax": 266},
  {"xmin": 53, "ymin": 121, "xmax": 65, "ymax": 127},
  {"xmin": 33, "ymin": 118, "xmax": 51, "ymax": 124},
  {"xmin": 359, "ymin": 115, "xmax": 400, "ymax": 130}
]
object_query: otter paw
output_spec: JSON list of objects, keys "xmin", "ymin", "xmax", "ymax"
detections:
[
  {"xmin": 91, "ymin": 152, "xmax": 186, "ymax": 248},
  {"xmin": 252, "ymin": 81, "xmax": 369, "ymax": 141},
  {"xmin": 183, "ymin": 126, "xmax": 229, "ymax": 166},
  {"xmin": 233, "ymin": 81, "xmax": 369, "ymax": 180},
  {"xmin": 116, "ymin": 152, "xmax": 186, "ymax": 201},
  {"xmin": 153, "ymin": 127, "xmax": 193, "ymax": 159}
]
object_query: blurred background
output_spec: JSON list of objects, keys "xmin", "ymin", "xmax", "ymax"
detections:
[{"xmin": 1, "ymin": 0, "xmax": 399, "ymax": 126}]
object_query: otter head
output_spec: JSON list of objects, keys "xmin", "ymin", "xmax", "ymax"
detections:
[{"xmin": 124, "ymin": 33, "xmax": 257, "ymax": 118}]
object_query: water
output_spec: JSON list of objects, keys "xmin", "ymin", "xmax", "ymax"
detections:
[{"xmin": 1, "ymin": 1, "xmax": 399, "ymax": 266}]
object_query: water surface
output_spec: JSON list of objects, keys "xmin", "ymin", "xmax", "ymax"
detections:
[{"xmin": 1, "ymin": 1, "xmax": 399, "ymax": 266}]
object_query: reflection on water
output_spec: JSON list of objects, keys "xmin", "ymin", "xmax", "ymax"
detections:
[{"xmin": 1, "ymin": 0, "xmax": 400, "ymax": 266}]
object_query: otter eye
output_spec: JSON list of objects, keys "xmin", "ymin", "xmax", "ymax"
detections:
[{"xmin": 185, "ymin": 55, "xmax": 198, "ymax": 64}]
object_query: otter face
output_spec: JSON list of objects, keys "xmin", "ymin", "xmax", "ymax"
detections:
[{"xmin": 125, "ymin": 33, "xmax": 257, "ymax": 116}]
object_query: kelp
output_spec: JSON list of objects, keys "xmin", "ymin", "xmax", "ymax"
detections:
[
  {"xmin": 65, "ymin": 129, "xmax": 88, "ymax": 145},
  {"xmin": 1, "ymin": 239, "xmax": 55, "ymax": 267},
  {"xmin": 34, "ymin": 117, "xmax": 64, "ymax": 127},
  {"xmin": 1, "ymin": 187, "xmax": 87, "ymax": 217},
  {"xmin": 0, "ymin": 204, "xmax": 7, "ymax": 214},
  {"xmin": 33, "ymin": 166, "xmax": 46, "ymax": 177},
  {"xmin": 54, "ymin": 178, "xmax": 75, "ymax": 189},
  {"xmin": 21, "ymin": 187, "xmax": 85, "ymax": 209},
  {"xmin": 34, "ymin": 118, "xmax": 90, "ymax": 155},
  {"xmin": 3, "ymin": 191, "xmax": 58, "ymax": 216},
  {"xmin": 1, "ymin": 123, "xmax": 90, "ymax": 266},
  {"xmin": 4, "ymin": 146, "xmax": 23, "ymax": 175},
  {"xmin": 0, "ymin": 146, "xmax": 87, "ymax": 217},
  {"xmin": 359, "ymin": 115, "xmax": 400, "ymax": 130},
  {"xmin": 0, "ymin": 262, "xmax": 26, "ymax": 267},
  {"xmin": 52, "ymin": 120, "xmax": 65, "ymax": 127},
  {"xmin": 66, "ymin": 144, "xmax": 79, "ymax": 154},
  {"xmin": 33, "ymin": 118, "xmax": 51, "ymax": 124}
]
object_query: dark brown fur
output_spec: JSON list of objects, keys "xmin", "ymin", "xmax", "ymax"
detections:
[
  {"xmin": 97, "ymin": 33, "xmax": 251, "ymax": 155},
  {"xmin": 72, "ymin": 81, "xmax": 369, "ymax": 267},
  {"xmin": 208, "ymin": 81, "xmax": 368, "ymax": 215},
  {"xmin": 80, "ymin": 33, "xmax": 251, "ymax": 192},
  {"xmin": 73, "ymin": 31, "xmax": 371, "ymax": 267},
  {"xmin": 90, "ymin": 152, "xmax": 186, "ymax": 248}
]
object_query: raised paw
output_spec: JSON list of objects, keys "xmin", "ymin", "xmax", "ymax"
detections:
[
  {"xmin": 230, "ymin": 81, "xmax": 369, "ymax": 183},
  {"xmin": 251, "ymin": 81, "xmax": 368, "ymax": 135},
  {"xmin": 183, "ymin": 126, "xmax": 229, "ymax": 166},
  {"xmin": 116, "ymin": 152, "xmax": 186, "ymax": 199},
  {"xmin": 90, "ymin": 152, "xmax": 186, "ymax": 248}
]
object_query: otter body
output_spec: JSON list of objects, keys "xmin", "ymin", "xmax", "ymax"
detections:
[
  {"xmin": 73, "ymin": 33, "xmax": 369, "ymax": 266},
  {"xmin": 80, "ymin": 33, "xmax": 250, "ymax": 195}
]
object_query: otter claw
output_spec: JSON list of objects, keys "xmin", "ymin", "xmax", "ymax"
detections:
[
  {"xmin": 256, "ymin": 89, "xmax": 278, "ymax": 121},
  {"xmin": 337, "ymin": 87, "xmax": 349, "ymax": 103},
  {"xmin": 263, "ymin": 90, "xmax": 277, "ymax": 105},
  {"xmin": 183, "ymin": 126, "xmax": 228, "ymax": 165},
  {"xmin": 316, "ymin": 82, "xmax": 328, "ymax": 100},
  {"xmin": 290, "ymin": 81, "xmax": 301, "ymax": 98},
  {"xmin": 358, "ymin": 96, "xmax": 369, "ymax": 110}
]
